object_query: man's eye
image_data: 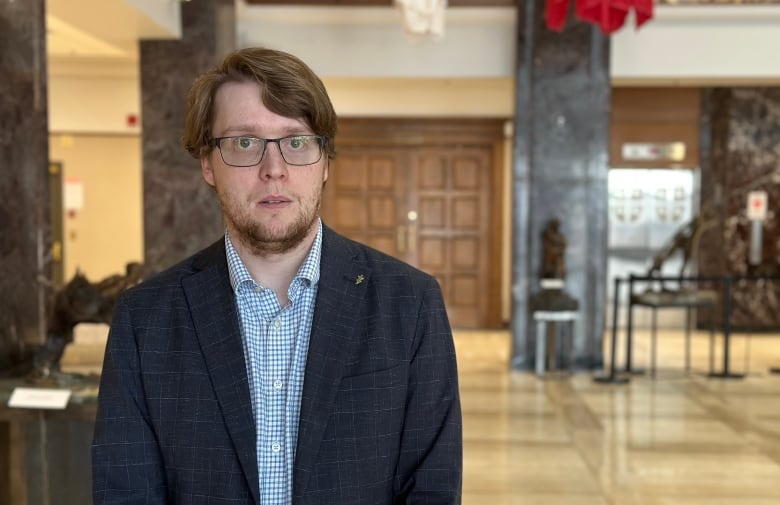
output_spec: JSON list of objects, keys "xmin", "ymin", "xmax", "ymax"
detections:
[
  {"xmin": 237, "ymin": 138, "xmax": 254, "ymax": 149},
  {"xmin": 288, "ymin": 137, "xmax": 305, "ymax": 149}
]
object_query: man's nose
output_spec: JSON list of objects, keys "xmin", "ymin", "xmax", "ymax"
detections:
[{"xmin": 257, "ymin": 142, "xmax": 288, "ymax": 179}]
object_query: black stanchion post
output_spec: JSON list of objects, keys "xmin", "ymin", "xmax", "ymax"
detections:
[
  {"xmin": 709, "ymin": 275, "xmax": 744, "ymax": 379},
  {"xmin": 594, "ymin": 276, "xmax": 629, "ymax": 384}
]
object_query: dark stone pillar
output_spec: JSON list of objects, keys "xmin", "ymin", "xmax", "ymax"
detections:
[
  {"xmin": 699, "ymin": 87, "xmax": 780, "ymax": 330},
  {"xmin": 0, "ymin": 3, "xmax": 50, "ymax": 500},
  {"xmin": 0, "ymin": 0, "xmax": 50, "ymax": 352},
  {"xmin": 511, "ymin": 1, "xmax": 610, "ymax": 370},
  {"xmin": 141, "ymin": 0, "xmax": 235, "ymax": 273}
]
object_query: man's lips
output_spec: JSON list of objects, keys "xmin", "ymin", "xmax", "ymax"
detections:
[{"xmin": 257, "ymin": 195, "xmax": 291, "ymax": 207}]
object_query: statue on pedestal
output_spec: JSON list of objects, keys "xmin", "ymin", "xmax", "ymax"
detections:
[
  {"xmin": 530, "ymin": 218, "xmax": 579, "ymax": 312},
  {"xmin": 34, "ymin": 262, "xmax": 147, "ymax": 381}
]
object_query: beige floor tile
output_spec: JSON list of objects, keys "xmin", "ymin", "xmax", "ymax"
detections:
[{"xmin": 454, "ymin": 330, "xmax": 780, "ymax": 505}]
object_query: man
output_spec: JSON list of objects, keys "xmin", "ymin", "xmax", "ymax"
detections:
[{"xmin": 91, "ymin": 47, "xmax": 462, "ymax": 504}]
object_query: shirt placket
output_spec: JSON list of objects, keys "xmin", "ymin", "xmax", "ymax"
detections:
[{"xmin": 260, "ymin": 290, "xmax": 293, "ymax": 504}]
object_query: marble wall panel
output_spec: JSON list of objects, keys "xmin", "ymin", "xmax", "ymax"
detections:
[
  {"xmin": 0, "ymin": 0, "xmax": 49, "ymax": 353},
  {"xmin": 511, "ymin": 2, "xmax": 610, "ymax": 370},
  {"xmin": 141, "ymin": 0, "xmax": 234, "ymax": 273},
  {"xmin": 699, "ymin": 87, "xmax": 780, "ymax": 330}
]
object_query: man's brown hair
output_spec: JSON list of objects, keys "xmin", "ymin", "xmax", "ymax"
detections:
[{"xmin": 183, "ymin": 47, "xmax": 337, "ymax": 160}]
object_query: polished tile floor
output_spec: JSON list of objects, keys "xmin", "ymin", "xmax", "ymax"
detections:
[
  {"xmin": 454, "ymin": 329, "xmax": 780, "ymax": 505},
  {"xmin": 61, "ymin": 325, "xmax": 780, "ymax": 504}
]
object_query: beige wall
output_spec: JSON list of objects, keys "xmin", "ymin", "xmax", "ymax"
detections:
[
  {"xmin": 323, "ymin": 77, "xmax": 514, "ymax": 117},
  {"xmin": 49, "ymin": 134, "xmax": 144, "ymax": 283}
]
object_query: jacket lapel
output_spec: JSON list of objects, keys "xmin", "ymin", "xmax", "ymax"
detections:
[
  {"xmin": 293, "ymin": 227, "xmax": 371, "ymax": 498},
  {"xmin": 182, "ymin": 241, "xmax": 260, "ymax": 505}
]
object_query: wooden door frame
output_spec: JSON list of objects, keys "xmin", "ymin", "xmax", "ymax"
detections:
[{"xmin": 333, "ymin": 117, "xmax": 506, "ymax": 328}]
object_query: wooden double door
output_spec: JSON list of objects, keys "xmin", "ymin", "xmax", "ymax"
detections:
[{"xmin": 320, "ymin": 119, "xmax": 504, "ymax": 329}]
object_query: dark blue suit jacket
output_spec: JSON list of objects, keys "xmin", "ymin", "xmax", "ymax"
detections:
[{"xmin": 92, "ymin": 225, "xmax": 462, "ymax": 504}]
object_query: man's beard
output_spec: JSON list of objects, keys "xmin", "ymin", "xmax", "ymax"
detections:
[{"xmin": 218, "ymin": 188, "xmax": 321, "ymax": 256}]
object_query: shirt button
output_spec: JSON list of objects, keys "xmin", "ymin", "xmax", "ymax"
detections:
[
  {"xmin": 273, "ymin": 318, "xmax": 282, "ymax": 328},
  {"xmin": 273, "ymin": 380, "xmax": 283, "ymax": 389},
  {"xmin": 271, "ymin": 442, "xmax": 281, "ymax": 452},
  {"xmin": 254, "ymin": 286, "xmax": 263, "ymax": 293}
]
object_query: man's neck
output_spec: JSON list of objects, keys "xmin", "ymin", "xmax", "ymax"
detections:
[{"xmin": 231, "ymin": 228, "xmax": 317, "ymax": 306}]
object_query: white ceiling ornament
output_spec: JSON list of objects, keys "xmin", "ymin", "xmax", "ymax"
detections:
[{"xmin": 394, "ymin": 0, "xmax": 448, "ymax": 39}]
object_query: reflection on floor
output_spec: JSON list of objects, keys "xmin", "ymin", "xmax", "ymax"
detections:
[
  {"xmin": 61, "ymin": 325, "xmax": 780, "ymax": 504},
  {"xmin": 455, "ymin": 329, "xmax": 780, "ymax": 505}
]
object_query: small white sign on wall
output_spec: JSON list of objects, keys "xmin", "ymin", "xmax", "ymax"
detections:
[
  {"xmin": 621, "ymin": 142, "xmax": 686, "ymax": 162},
  {"xmin": 64, "ymin": 179, "xmax": 84, "ymax": 211},
  {"xmin": 746, "ymin": 190, "xmax": 768, "ymax": 221}
]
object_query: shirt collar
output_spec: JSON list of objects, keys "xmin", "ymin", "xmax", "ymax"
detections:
[{"xmin": 225, "ymin": 219, "xmax": 323, "ymax": 293}]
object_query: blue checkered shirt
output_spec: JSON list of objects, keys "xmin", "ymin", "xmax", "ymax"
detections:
[{"xmin": 225, "ymin": 222, "xmax": 321, "ymax": 504}]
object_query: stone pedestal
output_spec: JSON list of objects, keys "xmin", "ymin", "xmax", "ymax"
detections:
[{"xmin": 530, "ymin": 279, "xmax": 580, "ymax": 313}]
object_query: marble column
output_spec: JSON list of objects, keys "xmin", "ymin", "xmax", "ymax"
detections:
[
  {"xmin": 699, "ymin": 87, "xmax": 780, "ymax": 329},
  {"xmin": 0, "ymin": 0, "xmax": 50, "ymax": 501},
  {"xmin": 0, "ymin": 0, "xmax": 50, "ymax": 353},
  {"xmin": 141, "ymin": 0, "xmax": 235, "ymax": 273},
  {"xmin": 511, "ymin": 1, "xmax": 610, "ymax": 370}
]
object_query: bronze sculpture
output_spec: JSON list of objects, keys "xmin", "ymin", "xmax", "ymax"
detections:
[
  {"xmin": 646, "ymin": 201, "xmax": 718, "ymax": 289},
  {"xmin": 0, "ymin": 263, "xmax": 147, "ymax": 382},
  {"xmin": 541, "ymin": 218, "xmax": 566, "ymax": 279}
]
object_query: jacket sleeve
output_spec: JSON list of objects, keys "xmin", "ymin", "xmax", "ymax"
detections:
[
  {"xmin": 394, "ymin": 277, "xmax": 462, "ymax": 504},
  {"xmin": 92, "ymin": 295, "xmax": 168, "ymax": 504}
]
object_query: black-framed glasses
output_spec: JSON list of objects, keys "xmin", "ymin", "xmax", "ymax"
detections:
[{"xmin": 212, "ymin": 135, "xmax": 327, "ymax": 167}]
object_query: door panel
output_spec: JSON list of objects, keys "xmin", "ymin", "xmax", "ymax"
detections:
[
  {"xmin": 412, "ymin": 149, "xmax": 492, "ymax": 328},
  {"xmin": 322, "ymin": 120, "xmax": 503, "ymax": 328},
  {"xmin": 325, "ymin": 149, "xmax": 406, "ymax": 258}
]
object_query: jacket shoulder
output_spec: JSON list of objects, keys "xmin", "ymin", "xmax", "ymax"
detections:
[{"xmin": 120, "ymin": 238, "xmax": 225, "ymax": 301}]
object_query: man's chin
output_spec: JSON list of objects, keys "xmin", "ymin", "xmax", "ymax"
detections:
[{"xmin": 237, "ymin": 222, "xmax": 314, "ymax": 256}]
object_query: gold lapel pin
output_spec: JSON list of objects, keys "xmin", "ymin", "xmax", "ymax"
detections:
[{"xmin": 355, "ymin": 274, "xmax": 365, "ymax": 285}]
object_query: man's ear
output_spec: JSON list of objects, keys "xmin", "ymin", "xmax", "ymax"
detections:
[
  {"xmin": 201, "ymin": 154, "xmax": 216, "ymax": 187},
  {"xmin": 322, "ymin": 158, "xmax": 329, "ymax": 184}
]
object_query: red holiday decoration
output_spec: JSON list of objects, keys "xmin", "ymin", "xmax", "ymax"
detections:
[
  {"xmin": 546, "ymin": 0, "xmax": 570, "ymax": 31},
  {"xmin": 546, "ymin": 0, "xmax": 653, "ymax": 34}
]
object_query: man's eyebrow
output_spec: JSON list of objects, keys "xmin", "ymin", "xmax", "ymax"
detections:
[{"xmin": 218, "ymin": 125, "xmax": 313, "ymax": 137}]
